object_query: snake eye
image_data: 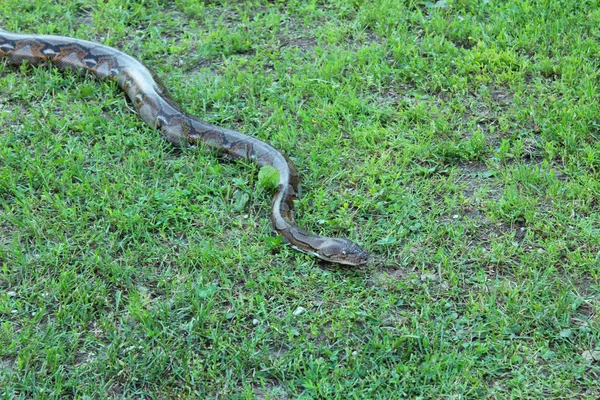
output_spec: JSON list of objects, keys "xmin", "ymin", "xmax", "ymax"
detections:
[{"xmin": 156, "ymin": 116, "xmax": 168, "ymax": 128}]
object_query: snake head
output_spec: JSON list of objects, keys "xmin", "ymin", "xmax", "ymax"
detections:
[{"xmin": 317, "ymin": 238, "xmax": 369, "ymax": 266}]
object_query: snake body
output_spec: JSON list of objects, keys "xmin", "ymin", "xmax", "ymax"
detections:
[{"xmin": 0, "ymin": 30, "xmax": 368, "ymax": 266}]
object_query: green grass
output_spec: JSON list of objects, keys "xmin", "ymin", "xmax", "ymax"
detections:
[{"xmin": 1, "ymin": 0, "xmax": 599, "ymax": 398}]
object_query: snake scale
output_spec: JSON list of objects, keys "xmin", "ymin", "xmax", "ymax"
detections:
[{"xmin": 0, "ymin": 29, "xmax": 368, "ymax": 266}]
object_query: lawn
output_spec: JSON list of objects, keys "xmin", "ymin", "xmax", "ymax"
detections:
[{"xmin": 1, "ymin": 0, "xmax": 599, "ymax": 398}]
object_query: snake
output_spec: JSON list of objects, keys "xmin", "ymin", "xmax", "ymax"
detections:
[{"xmin": 0, "ymin": 29, "xmax": 368, "ymax": 266}]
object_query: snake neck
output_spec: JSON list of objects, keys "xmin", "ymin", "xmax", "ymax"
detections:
[{"xmin": 270, "ymin": 186, "xmax": 333, "ymax": 254}]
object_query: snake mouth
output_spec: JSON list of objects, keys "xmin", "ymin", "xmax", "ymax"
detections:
[{"xmin": 338, "ymin": 251, "xmax": 369, "ymax": 266}]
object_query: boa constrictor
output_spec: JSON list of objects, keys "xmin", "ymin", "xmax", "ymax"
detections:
[{"xmin": 0, "ymin": 29, "xmax": 368, "ymax": 266}]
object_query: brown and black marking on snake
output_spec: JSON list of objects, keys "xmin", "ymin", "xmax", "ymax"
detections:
[{"xmin": 0, "ymin": 29, "xmax": 368, "ymax": 266}]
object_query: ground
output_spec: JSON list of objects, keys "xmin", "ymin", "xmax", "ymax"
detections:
[{"xmin": 0, "ymin": 0, "xmax": 599, "ymax": 398}]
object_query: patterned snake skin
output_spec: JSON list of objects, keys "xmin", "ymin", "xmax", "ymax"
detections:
[{"xmin": 0, "ymin": 29, "xmax": 368, "ymax": 266}]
